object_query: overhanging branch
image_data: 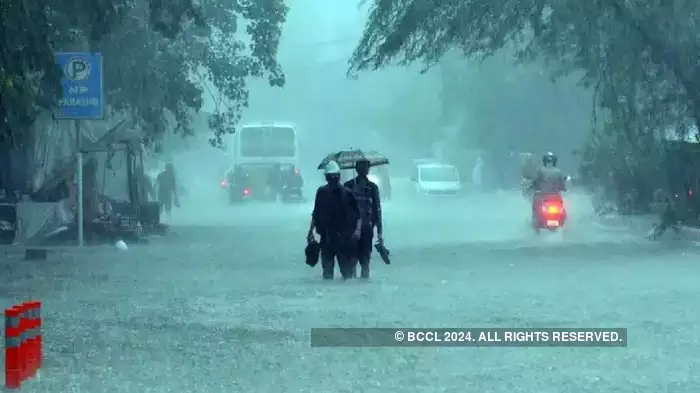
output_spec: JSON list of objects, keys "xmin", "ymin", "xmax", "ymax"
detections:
[{"xmin": 607, "ymin": 0, "xmax": 700, "ymax": 132}]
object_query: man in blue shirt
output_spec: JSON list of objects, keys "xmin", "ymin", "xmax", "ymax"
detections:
[{"xmin": 344, "ymin": 159, "xmax": 384, "ymax": 279}]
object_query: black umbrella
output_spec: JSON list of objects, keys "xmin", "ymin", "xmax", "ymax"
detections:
[{"xmin": 318, "ymin": 149, "xmax": 389, "ymax": 170}]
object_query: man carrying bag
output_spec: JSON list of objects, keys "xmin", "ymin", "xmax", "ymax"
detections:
[{"xmin": 307, "ymin": 161, "xmax": 361, "ymax": 280}]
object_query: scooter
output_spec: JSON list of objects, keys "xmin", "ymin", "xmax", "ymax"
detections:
[{"xmin": 532, "ymin": 193, "xmax": 567, "ymax": 233}]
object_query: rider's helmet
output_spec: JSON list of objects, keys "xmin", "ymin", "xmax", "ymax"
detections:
[{"xmin": 542, "ymin": 152, "xmax": 558, "ymax": 167}]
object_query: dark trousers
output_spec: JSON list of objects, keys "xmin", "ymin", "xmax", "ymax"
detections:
[
  {"xmin": 320, "ymin": 232, "xmax": 354, "ymax": 280},
  {"xmin": 159, "ymin": 191, "xmax": 173, "ymax": 215},
  {"xmin": 352, "ymin": 225, "xmax": 374, "ymax": 279},
  {"xmin": 160, "ymin": 200, "xmax": 172, "ymax": 215}
]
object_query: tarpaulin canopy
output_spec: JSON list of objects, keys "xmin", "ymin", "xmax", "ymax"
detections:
[
  {"xmin": 13, "ymin": 110, "xmax": 138, "ymax": 244},
  {"xmin": 12, "ymin": 108, "xmax": 212, "ymax": 244}
]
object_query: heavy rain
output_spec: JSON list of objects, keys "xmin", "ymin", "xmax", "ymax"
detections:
[{"xmin": 2, "ymin": 0, "xmax": 700, "ymax": 391}]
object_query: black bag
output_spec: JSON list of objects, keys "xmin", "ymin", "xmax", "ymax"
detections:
[{"xmin": 305, "ymin": 240, "xmax": 321, "ymax": 267}]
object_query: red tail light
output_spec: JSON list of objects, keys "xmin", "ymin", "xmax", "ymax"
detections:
[
  {"xmin": 220, "ymin": 179, "xmax": 228, "ymax": 188},
  {"xmin": 243, "ymin": 188, "xmax": 250, "ymax": 196},
  {"xmin": 689, "ymin": 188, "xmax": 693, "ymax": 197},
  {"xmin": 542, "ymin": 204, "xmax": 562, "ymax": 214}
]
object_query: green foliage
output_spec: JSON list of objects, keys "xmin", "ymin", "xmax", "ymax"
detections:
[
  {"xmin": 0, "ymin": 0, "xmax": 61, "ymax": 148},
  {"xmin": 351, "ymin": 0, "xmax": 700, "ymax": 208},
  {"xmin": 350, "ymin": 0, "xmax": 700, "ymax": 132},
  {"xmin": 0, "ymin": 0, "xmax": 288, "ymax": 149}
]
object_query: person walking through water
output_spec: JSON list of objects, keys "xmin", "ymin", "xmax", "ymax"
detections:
[
  {"xmin": 649, "ymin": 189, "xmax": 680, "ymax": 240},
  {"xmin": 307, "ymin": 161, "xmax": 361, "ymax": 280},
  {"xmin": 344, "ymin": 158, "xmax": 384, "ymax": 279},
  {"xmin": 472, "ymin": 153, "xmax": 484, "ymax": 191},
  {"xmin": 157, "ymin": 163, "xmax": 180, "ymax": 218}
]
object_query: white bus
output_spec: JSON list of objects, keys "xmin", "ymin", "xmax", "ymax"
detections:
[
  {"xmin": 224, "ymin": 122, "xmax": 302, "ymax": 202},
  {"xmin": 230, "ymin": 122, "xmax": 299, "ymax": 165}
]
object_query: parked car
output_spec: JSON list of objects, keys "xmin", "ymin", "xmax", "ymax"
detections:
[{"xmin": 411, "ymin": 163, "xmax": 462, "ymax": 195}]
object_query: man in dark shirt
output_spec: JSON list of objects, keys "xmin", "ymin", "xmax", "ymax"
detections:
[
  {"xmin": 344, "ymin": 159, "xmax": 383, "ymax": 279},
  {"xmin": 307, "ymin": 161, "xmax": 361, "ymax": 280},
  {"xmin": 157, "ymin": 163, "xmax": 180, "ymax": 217}
]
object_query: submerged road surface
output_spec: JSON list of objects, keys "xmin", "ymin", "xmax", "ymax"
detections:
[{"xmin": 2, "ymin": 189, "xmax": 699, "ymax": 392}]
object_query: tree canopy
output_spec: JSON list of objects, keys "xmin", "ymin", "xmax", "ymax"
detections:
[
  {"xmin": 349, "ymin": 0, "xmax": 700, "ymax": 145},
  {"xmin": 350, "ymin": 0, "xmax": 700, "ymax": 207},
  {"xmin": 0, "ymin": 0, "xmax": 288, "ymax": 148}
]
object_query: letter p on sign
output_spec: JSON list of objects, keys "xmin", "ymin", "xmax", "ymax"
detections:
[{"xmin": 64, "ymin": 58, "xmax": 90, "ymax": 81}]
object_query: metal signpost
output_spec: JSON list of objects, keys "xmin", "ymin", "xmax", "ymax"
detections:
[{"xmin": 55, "ymin": 52, "xmax": 104, "ymax": 247}]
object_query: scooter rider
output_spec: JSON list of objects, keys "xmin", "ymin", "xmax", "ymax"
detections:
[{"xmin": 530, "ymin": 152, "xmax": 567, "ymax": 214}]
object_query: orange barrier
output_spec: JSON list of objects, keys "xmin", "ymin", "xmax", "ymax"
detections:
[{"xmin": 4, "ymin": 301, "xmax": 42, "ymax": 389}]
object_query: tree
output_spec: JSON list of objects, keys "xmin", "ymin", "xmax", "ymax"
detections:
[
  {"xmin": 0, "ymin": 0, "xmax": 288, "ymax": 149},
  {"xmin": 350, "ymin": 0, "xmax": 700, "ymax": 137},
  {"xmin": 349, "ymin": 0, "xmax": 700, "ymax": 206},
  {"xmin": 0, "ymin": 0, "xmax": 61, "ymax": 148}
]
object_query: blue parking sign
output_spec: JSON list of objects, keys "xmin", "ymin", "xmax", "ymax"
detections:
[{"xmin": 55, "ymin": 52, "xmax": 104, "ymax": 119}]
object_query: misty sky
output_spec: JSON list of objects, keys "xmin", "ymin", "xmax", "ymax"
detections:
[
  {"xmin": 172, "ymin": 0, "xmax": 591, "ymax": 175},
  {"xmin": 196, "ymin": 0, "xmax": 442, "ymax": 152}
]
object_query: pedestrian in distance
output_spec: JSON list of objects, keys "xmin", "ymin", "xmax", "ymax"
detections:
[
  {"xmin": 648, "ymin": 189, "xmax": 681, "ymax": 240},
  {"xmin": 472, "ymin": 153, "xmax": 484, "ymax": 190},
  {"xmin": 307, "ymin": 161, "xmax": 362, "ymax": 280},
  {"xmin": 157, "ymin": 163, "xmax": 180, "ymax": 218},
  {"xmin": 344, "ymin": 158, "xmax": 384, "ymax": 279}
]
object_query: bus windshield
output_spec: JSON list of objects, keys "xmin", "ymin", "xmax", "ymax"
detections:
[{"xmin": 240, "ymin": 126, "xmax": 296, "ymax": 157}]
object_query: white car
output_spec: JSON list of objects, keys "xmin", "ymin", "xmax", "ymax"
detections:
[{"xmin": 411, "ymin": 163, "xmax": 462, "ymax": 195}]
